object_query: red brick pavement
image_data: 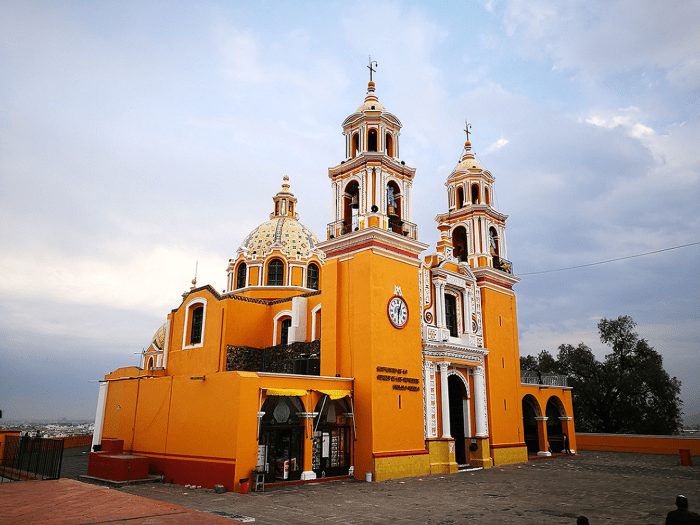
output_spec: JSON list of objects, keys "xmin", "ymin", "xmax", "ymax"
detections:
[{"xmin": 0, "ymin": 479, "xmax": 236, "ymax": 524}]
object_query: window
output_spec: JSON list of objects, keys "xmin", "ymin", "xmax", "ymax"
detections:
[
  {"xmin": 307, "ymin": 263, "xmax": 319, "ymax": 290},
  {"xmin": 280, "ymin": 318, "xmax": 292, "ymax": 345},
  {"xmin": 352, "ymin": 133, "xmax": 359, "ymax": 158},
  {"xmin": 445, "ymin": 294, "xmax": 458, "ymax": 338},
  {"xmin": 190, "ymin": 306, "xmax": 203, "ymax": 344},
  {"xmin": 451, "ymin": 226, "xmax": 469, "ymax": 262},
  {"xmin": 385, "ymin": 133, "xmax": 393, "ymax": 156},
  {"xmin": 471, "ymin": 183, "xmax": 480, "ymax": 204},
  {"xmin": 368, "ymin": 129, "xmax": 377, "ymax": 151},
  {"xmin": 236, "ymin": 262, "xmax": 247, "ymax": 289},
  {"xmin": 182, "ymin": 297, "xmax": 207, "ymax": 349},
  {"xmin": 267, "ymin": 259, "xmax": 284, "ymax": 286},
  {"xmin": 457, "ymin": 187, "xmax": 465, "ymax": 209},
  {"xmin": 484, "ymin": 187, "xmax": 490, "ymax": 206}
]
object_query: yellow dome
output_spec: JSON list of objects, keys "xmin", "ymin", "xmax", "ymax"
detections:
[
  {"xmin": 240, "ymin": 216, "xmax": 321, "ymax": 259},
  {"xmin": 454, "ymin": 157, "xmax": 483, "ymax": 171},
  {"xmin": 356, "ymin": 99, "xmax": 386, "ymax": 112}
]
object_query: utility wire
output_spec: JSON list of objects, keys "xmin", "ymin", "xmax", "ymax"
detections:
[{"xmin": 519, "ymin": 241, "xmax": 700, "ymax": 276}]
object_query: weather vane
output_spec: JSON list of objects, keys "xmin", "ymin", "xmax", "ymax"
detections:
[
  {"xmin": 368, "ymin": 56, "xmax": 378, "ymax": 82},
  {"xmin": 464, "ymin": 120, "xmax": 472, "ymax": 141}
]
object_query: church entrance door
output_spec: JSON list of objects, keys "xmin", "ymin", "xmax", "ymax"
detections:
[{"xmin": 448, "ymin": 375, "xmax": 468, "ymax": 465}]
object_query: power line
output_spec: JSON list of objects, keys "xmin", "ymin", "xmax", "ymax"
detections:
[{"xmin": 519, "ymin": 241, "xmax": 700, "ymax": 276}]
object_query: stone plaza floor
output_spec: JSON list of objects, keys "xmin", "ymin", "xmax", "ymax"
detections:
[
  {"xmin": 116, "ymin": 451, "xmax": 699, "ymax": 524},
  {"xmin": 0, "ymin": 450, "xmax": 698, "ymax": 524}
]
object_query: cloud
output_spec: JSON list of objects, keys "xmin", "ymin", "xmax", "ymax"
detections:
[{"xmin": 501, "ymin": 0, "xmax": 700, "ymax": 89}]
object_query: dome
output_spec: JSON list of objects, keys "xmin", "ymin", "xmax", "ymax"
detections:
[
  {"xmin": 240, "ymin": 216, "xmax": 321, "ymax": 259},
  {"xmin": 449, "ymin": 141, "xmax": 483, "ymax": 178},
  {"xmin": 355, "ymin": 81, "xmax": 386, "ymax": 113},
  {"xmin": 150, "ymin": 322, "xmax": 167, "ymax": 351},
  {"xmin": 356, "ymin": 99, "xmax": 386, "ymax": 112}
]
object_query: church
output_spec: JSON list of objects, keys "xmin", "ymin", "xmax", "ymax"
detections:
[{"xmin": 91, "ymin": 75, "xmax": 576, "ymax": 491}]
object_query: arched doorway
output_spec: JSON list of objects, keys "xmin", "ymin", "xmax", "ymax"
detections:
[
  {"xmin": 522, "ymin": 395, "xmax": 541, "ymax": 454},
  {"xmin": 312, "ymin": 396, "xmax": 352, "ymax": 478},
  {"xmin": 258, "ymin": 396, "xmax": 305, "ymax": 482},
  {"xmin": 546, "ymin": 397, "xmax": 566, "ymax": 453},
  {"xmin": 448, "ymin": 374, "xmax": 469, "ymax": 465}
]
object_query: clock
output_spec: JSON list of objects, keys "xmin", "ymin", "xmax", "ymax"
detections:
[{"xmin": 387, "ymin": 296, "xmax": 408, "ymax": 329}]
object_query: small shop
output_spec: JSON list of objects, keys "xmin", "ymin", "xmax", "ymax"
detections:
[
  {"xmin": 258, "ymin": 395, "xmax": 305, "ymax": 482},
  {"xmin": 312, "ymin": 395, "xmax": 353, "ymax": 478}
]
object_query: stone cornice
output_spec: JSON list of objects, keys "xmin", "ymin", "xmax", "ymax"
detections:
[
  {"xmin": 328, "ymin": 154, "xmax": 416, "ymax": 180},
  {"xmin": 435, "ymin": 205, "xmax": 508, "ymax": 224},
  {"xmin": 422, "ymin": 341, "xmax": 489, "ymax": 364},
  {"xmin": 318, "ymin": 226, "xmax": 429, "ymax": 259},
  {"xmin": 472, "ymin": 266, "xmax": 520, "ymax": 287},
  {"xmin": 431, "ymin": 264, "xmax": 476, "ymax": 286}
]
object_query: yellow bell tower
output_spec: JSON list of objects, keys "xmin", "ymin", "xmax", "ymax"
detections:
[
  {"xmin": 326, "ymin": 60, "xmax": 417, "ymax": 240},
  {"xmin": 434, "ymin": 128, "xmax": 526, "ymax": 465},
  {"xmin": 318, "ymin": 65, "xmax": 430, "ymax": 481}
]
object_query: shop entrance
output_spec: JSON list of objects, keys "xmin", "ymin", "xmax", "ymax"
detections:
[
  {"xmin": 448, "ymin": 374, "xmax": 468, "ymax": 465},
  {"xmin": 312, "ymin": 397, "xmax": 352, "ymax": 478},
  {"xmin": 258, "ymin": 396, "xmax": 304, "ymax": 482}
]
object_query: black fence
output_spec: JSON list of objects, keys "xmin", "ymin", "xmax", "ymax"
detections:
[{"xmin": 0, "ymin": 435, "xmax": 64, "ymax": 481}]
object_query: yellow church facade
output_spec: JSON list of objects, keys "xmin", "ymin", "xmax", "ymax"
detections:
[{"xmin": 92, "ymin": 79, "xmax": 575, "ymax": 491}]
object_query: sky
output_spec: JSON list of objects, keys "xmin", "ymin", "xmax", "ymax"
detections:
[{"xmin": 1, "ymin": 0, "xmax": 698, "ymax": 425}]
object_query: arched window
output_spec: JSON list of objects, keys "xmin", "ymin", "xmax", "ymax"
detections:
[
  {"xmin": 387, "ymin": 181, "xmax": 402, "ymax": 233},
  {"xmin": 190, "ymin": 306, "xmax": 204, "ymax": 344},
  {"xmin": 343, "ymin": 180, "xmax": 360, "ymax": 233},
  {"xmin": 457, "ymin": 187, "xmax": 465, "ymax": 209},
  {"xmin": 236, "ymin": 262, "xmax": 247, "ymax": 289},
  {"xmin": 452, "ymin": 226, "xmax": 469, "ymax": 262},
  {"xmin": 368, "ymin": 129, "xmax": 377, "ymax": 151},
  {"xmin": 182, "ymin": 297, "xmax": 207, "ymax": 348},
  {"xmin": 385, "ymin": 133, "xmax": 393, "ymax": 157},
  {"xmin": 307, "ymin": 263, "xmax": 319, "ymax": 290},
  {"xmin": 471, "ymin": 183, "xmax": 480, "ymax": 204},
  {"xmin": 267, "ymin": 259, "xmax": 284, "ymax": 286},
  {"xmin": 484, "ymin": 187, "xmax": 490, "ymax": 206},
  {"xmin": 489, "ymin": 227, "xmax": 499, "ymax": 257},
  {"xmin": 352, "ymin": 133, "xmax": 360, "ymax": 158}
]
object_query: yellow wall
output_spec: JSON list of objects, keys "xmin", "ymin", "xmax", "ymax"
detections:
[
  {"xmin": 480, "ymin": 284, "xmax": 525, "ymax": 447},
  {"xmin": 321, "ymin": 243, "xmax": 429, "ymax": 480}
]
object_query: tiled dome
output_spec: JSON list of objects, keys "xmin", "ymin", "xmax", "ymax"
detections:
[
  {"xmin": 150, "ymin": 322, "xmax": 167, "ymax": 351},
  {"xmin": 240, "ymin": 216, "xmax": 321, "ymax": 259}
]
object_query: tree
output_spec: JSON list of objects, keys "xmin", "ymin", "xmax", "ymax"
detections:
[{"xmin": 521, "ymin": 316, "xmax": 683, "ymax": 434}]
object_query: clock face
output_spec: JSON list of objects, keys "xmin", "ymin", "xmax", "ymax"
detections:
[{"xmin": 387, "ymin": 296, "xmax": 408, "ymax": 329}]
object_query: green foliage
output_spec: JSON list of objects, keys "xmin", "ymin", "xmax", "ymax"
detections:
[{"xmin": 521, "ymin": 316, "xmax": 683, "ymax": 435}]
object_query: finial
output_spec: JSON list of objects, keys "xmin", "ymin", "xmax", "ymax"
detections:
[
  {"xmin": 190, "ymin": 261, "xmax": 198, "ymax": 289},
  {"xmin": 367, "ymin": 56, "xmax": 378, "ymax": 83},
  {"xmin": 464, "ymin": 120, "xmax": 472, "ymax": 142},
  {"xmin": 283, "ymin": 175, "xmax": 289, "ymax": 182}
]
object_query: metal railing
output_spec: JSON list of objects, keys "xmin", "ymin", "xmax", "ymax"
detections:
[
  {"xmin": 326, "ymin": 217, "xmax": 418, "ymax": 240},
  {"xmin": 521, "ymin": 374, "xmax": 568, "ymax": 387},
  {"xmin": 0, "ymin": 435, "xmax": 64, "ymax": 481},
  {"xmin": 494, "ymin": 256, "xmax": 514, "ymax": 275}
]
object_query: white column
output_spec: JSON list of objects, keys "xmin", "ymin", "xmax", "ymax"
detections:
[
  {"xmin": 433, "ymin": 282, "xmax": 443, "ymax": 327},
  {"xmin": 438, "ymin": 282, "xmax": 447, "ymax": 329},
  {"xmin": 91, "ymin": 382, "xmax": 109, "ymax": 451},
  {"xmin": 439, "ymin": 362, "xmax": 451, "ymax": 438},
  {"xmin": 423, "ymin": 361, "xmax": 431, "ymax": 437},
  {"xmin": 473, "ymin": 366, "xmax": 488, "ymax": 437},
  {"xmin": 365, "ymin": 168, "xmax": 373, "ymax": 213}
]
